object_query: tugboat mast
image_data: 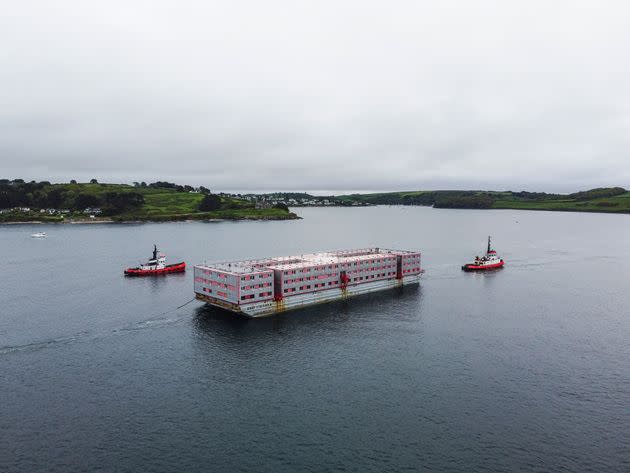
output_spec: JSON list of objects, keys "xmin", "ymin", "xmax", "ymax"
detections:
[
  {"xmin": 487, "ymin": 236, "xmax": 491, "ymax": 254},
  {"xmin": 152, "ymin": 244, "xmax": 158, "ymax": 261}
]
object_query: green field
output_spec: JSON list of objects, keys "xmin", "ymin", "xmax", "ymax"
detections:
[
  {"xmin": 334, "ymin": 188, "xmax": 630, "ymax": 214},
  {"xmin": 0, "ymin": 181, "xmax": 298, "ymax": 222},
  {"xmin": 491, "ymin": 192, "xmax": 630, "ymax": 213}
]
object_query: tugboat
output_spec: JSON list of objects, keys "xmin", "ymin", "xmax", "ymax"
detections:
[
  {"xmin": 124, "ymin": 245, "xmax": 186, "ymax": 276},
  {"xmin": 462, "ymin": 236, "xmax": 505, "ymax": 271}
]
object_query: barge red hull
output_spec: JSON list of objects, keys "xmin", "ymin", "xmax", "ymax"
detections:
[{"xmin": 124, "ymin": 262, "xmax": 186, "ymax": 276}]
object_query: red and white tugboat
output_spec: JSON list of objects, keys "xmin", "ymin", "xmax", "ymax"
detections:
[
  {"xmin": 124, "ymin": 245, "xmax": 186, "ymax": 276},
  {"xmin": 462, "ymin": 236, "xmax": 505, "ymax": 271}
]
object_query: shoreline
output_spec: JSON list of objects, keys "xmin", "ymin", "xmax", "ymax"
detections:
[
  {"xmin": 3, "ymin": 205, "xmax": 630, "ymax": 224},
  {"xmin": 0, "ymin": 214, "xmax": 301, "ymax": 225}
]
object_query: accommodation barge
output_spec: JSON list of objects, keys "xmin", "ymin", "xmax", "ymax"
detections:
[{"xmin": 194, "ymin": 248, "xmax": 422, "ymax": 317}]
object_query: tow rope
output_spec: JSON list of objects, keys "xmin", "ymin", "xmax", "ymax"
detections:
[{"xmin": 152, "ymin": 297, "xmax": 197, "ymax": 318}]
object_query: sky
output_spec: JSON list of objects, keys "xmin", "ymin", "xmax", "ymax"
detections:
[{"xmin": 1, "ymin": 0, "xmax": 629, "ymax": 193}]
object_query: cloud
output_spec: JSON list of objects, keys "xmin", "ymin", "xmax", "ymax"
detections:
[{"xmin": 1, "ymin": 0, "xmax": 629, "ymax": 192}]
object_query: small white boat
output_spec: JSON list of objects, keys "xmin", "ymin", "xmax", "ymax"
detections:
[{"xmin": 31, "ymin": 232, "xmax": 47, "ymax": 238}]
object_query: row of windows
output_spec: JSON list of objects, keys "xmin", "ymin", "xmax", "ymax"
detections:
[
  {"xmin": 208, "ymin": 281, "xmax": 236, "ymax": 290},
  {"xmin": 403, "ymin": 256, "xmax": 420, "ymax": 263},
  {"xmin": 282, "ymin": 265, "xmax": 397, "ymax": 284},
  {"xmin": 202, "ymin": 286, "xmax": 234, "ymax": 299},
  {"xmin": 283, "ymin": 282, "xmax": 337, "ymax": 293},
  {"xmin": 337, "ymin": 267, "xmax": 395, "ymax": 278},
  {"xmin": 240, "ymin": 291, "xmax": 273, "ymax": 301},
  {"xmin": 240, "ymin": 273, "xmax": 271, "ymax": 281},
  {"xmin": 352, "ymin": 272, "xmax": 394, "ymax": 282},
  {"xmin": 284, "ymin": 275, "xmax": 334, "ymax": 283},
  {"xmin": 281, "ymin": 271, "xmax": 398, "ymax": 294},
  {"xmin": 346, "ymin": 264, "xmax": 396, "ymax": 273},
  {"xmin": 197, "ymin": 280, "xmax": 234, "ymax": 290},
  {"xmin": 241, "ymin": 282, "xmax": 272, "ymax": 290},
  {"xmin": 281, "ymin": 259, "xmax": 396, "ymax": 275},
  {"xmin": 199, "ymin": 271, "xmax": 232, "ymax": 281}
]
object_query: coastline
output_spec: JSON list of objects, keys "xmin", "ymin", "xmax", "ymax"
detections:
[
  {"xmin": 1, "ymin": 219, "xmax": 115, "ymax": 225},
  {"xmin": 4, "ymin": 204, "xmax": 630, "ymax": 224},
  {"xmin": 0, "ymin": 213, "xmax": 301, "ymax": 225}
]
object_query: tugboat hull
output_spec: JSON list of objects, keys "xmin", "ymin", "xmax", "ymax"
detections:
[
  {"xmin": 124, "ymin": 262, "xmax": 186, "ymax": 276},
  {"xmin": 461, "ymin": 260, "xmax": 505, "ymax": 271}
]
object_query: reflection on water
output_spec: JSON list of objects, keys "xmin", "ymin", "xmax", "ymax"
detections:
[{"xmin": 192, "ymin": 283, "xmax": 422, "ymax": 343}]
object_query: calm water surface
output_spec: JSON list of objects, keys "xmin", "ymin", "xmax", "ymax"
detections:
[{"xmin": 1, "ymin": 206, "xmax": 629, "ymax": 472}]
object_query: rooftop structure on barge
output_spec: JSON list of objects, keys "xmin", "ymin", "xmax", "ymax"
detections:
[{"xmin": 194, "ymin": 248, "xmax": 422, "ymax": 317}]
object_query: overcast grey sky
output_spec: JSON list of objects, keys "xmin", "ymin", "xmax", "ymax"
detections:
[{"xmin": 1, "ymin": 0, "xmax": 629, "ymax": 193}]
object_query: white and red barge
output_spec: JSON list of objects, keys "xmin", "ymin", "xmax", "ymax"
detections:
[{"xmin": 194, "ymin": 248, "xmax": 422, "ymax": 317}]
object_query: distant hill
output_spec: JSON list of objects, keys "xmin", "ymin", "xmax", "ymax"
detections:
[
  {"xmin": 334, "ymin": 187, "xmax": 630, "ymax": 214},
  {"xmin": 0, "ymin": 180, "xmax": 298, "ymax": 222}
]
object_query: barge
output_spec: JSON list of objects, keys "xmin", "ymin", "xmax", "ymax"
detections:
[{"xmin": 194, "ymin": 248, "xmax": 422, "ymax": 317}]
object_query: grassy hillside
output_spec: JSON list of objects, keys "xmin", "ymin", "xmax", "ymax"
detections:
[
  {"xmin": 0, "ymin": 181, "xmax": 298, "ymax": 222},
  {"xmin": 335, "ymin": 188, "xmax": 630, "ymax": 214},
  {"xmin": 491, "ymin": 191, "xmax": 630, "ymax": 213}
]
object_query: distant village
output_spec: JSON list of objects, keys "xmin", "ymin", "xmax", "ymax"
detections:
[
  {"xmin": 217, "ymin": 193, "xmax": 372, "ymax": 208},
  {"xmin": 0, "ymin": 206, "xmax": 103, "ymax": 218}
]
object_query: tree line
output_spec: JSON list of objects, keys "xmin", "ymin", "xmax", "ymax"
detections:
[
  {"xmin": 0, "ymin": 179, "xmax": 144, "ymax": 215},
  {"xmin": 132, "ymin": 181, "xmax": 210, "ymax": 194}
]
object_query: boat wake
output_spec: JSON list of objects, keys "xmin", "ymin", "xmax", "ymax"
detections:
[
  {"xmin": 0, "ymin": 298, "xmax": 198, "ymax": 357},
  {"xmin": 0, "ymin": 332, "xmax": 90, "ymax": 355}
]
